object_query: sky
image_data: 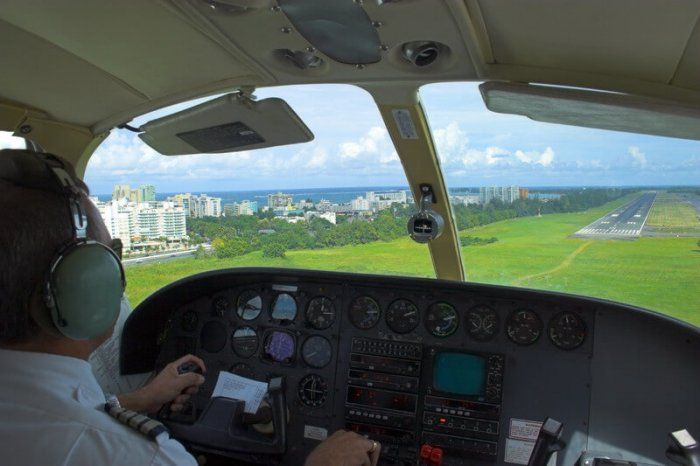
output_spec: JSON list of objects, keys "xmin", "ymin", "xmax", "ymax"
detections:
[{"xmin": 6, "ymin": 82, "xmax": 698, "ymax": 195}]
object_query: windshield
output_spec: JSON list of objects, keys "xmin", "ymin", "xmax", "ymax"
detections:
[
  {"xmin": 421, "ymin": 82, "xmax": 700, "ymax": 327},
  {"xmin": 85, "ymin": 85, "xmax": 432, "ymax": 307}
]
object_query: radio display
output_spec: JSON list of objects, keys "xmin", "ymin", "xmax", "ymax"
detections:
[
  {"xmin": 433, "ymin": 352, "xmax": 486, "ymax": 396},
  {"xmin": 346, "ymin": 387, "xmax": 417, "ymax": 413}
]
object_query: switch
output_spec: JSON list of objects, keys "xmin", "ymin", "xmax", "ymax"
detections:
[
  {"xmin": 420, "ymin": 444, "xmax": 433, "ymax": 462},
  {"xmin": 430, "ymin": 447, "xmax": 444, "ymax": 466}
]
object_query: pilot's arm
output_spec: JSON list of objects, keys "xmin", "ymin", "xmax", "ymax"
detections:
[{"xmin": 115, "ymin": 355, "xmax": 381, "ymax": 466}]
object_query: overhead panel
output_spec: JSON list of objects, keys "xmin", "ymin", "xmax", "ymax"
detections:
[
  {"xmin": 0, "ymin": 0, "xmax": 260, "ymax": 127},
  {"xmin": 474, "ymin": 0, "xmax": 700, "ymax": 83},
  {"xmin": 672, "ymin": 18, "xmax": 700, "ymax": 91},
  {"xmin": 0, "ymin": 19, "xmax": 144, "ymax": 127}
]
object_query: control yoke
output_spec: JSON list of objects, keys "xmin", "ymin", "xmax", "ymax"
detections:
[{"xmin": 166, "ymin": 376, "xmax": 288, "ymax": 461}]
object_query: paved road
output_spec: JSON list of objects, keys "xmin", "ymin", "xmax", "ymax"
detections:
[{"xmin": 572, "ymin": 192, "xmax": 656, "ymax": 239}]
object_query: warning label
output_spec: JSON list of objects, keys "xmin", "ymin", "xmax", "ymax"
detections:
[
  {"xmin": 504, "ymin": 438, "xmax": 536, "ymax": 464},
  {"xmin": 509, "ymin": 418, "xmax": 543, "ymax": 441},
  {"xmin": 392, "ymin": 109, "xmax": 419, "ymax": 139}
]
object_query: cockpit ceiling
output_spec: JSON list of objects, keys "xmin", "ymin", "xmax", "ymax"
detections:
[{"xmin": 1, "ymin": 0, "xmax": 699, "ymax": 133}]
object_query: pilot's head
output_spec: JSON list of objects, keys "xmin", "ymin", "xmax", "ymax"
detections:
[{"xmin": 0, "ymin": 149, "xmax": 121, "ymax": 354}]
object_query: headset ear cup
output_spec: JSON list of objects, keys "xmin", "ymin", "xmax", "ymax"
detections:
[{"xmin": 49, "ymin": 243, "xmax": 124, "ymax": 340}]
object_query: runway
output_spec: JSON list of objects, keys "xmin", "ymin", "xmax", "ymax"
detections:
[{"xmin": 571, "ymin": 192, "xmax": 656, "ymax": 239}]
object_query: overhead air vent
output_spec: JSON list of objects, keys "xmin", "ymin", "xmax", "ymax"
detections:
[
  {"xmin": 277, "ymin": 0, "xmax": 381, "ymax": 65},
  {"xmin": 282, "ymin": 49, "xmax": 324, "ymax": 70},
  {"xmin": 401, "ymin": 41, "xmax": 443, "ymax": 67}
]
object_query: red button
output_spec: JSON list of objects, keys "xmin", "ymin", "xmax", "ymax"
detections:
[
  {"xmin": 430, "ymin": 447, "xmax": 444, "ymax": 466},
  {"xmin": 420, "ymin": 444, "xmax": 433, "ymax": 460}
]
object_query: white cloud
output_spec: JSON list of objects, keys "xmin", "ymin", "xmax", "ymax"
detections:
[
  {"xmin": 514, "ymin": 147, "xmax": 554, "ymax": 167},
  {"xmin": 432, "ymin": 122, "xmax": 555, "ymax": 170},
  {"xmin": 628, "ymin": 146, "xmax": 647, "ymax": 168}
]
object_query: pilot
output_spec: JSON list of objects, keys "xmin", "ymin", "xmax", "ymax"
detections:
[{"xmin": 0, "ymin": 149, "xmax": 380, "ymax": 466}]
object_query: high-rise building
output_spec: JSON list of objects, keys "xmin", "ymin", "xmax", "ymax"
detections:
[
  {"xmin": 112, "ymin": 184, "xmax": 131, "ymax": 201},
  {"xmin": 167, "ymin": 193, "xmax": 192, "ymax": 217},
  {"xmin": 351, "ymin": 196, "xmax": 370, "ymax": 211},
  {"xmin": 480, "ymin": 186, "xmax": 520, "ymax": 204},
  {"xmin": 267, "ymin": 192, "xmax": 293, "ymax": 209},
  {"xmin": 519, "ymin": 188, "xmax": 529, "ymax": 200},
  {"xmin": 92, "ymin": 197, "xmax": 187, "ymax": 249},
  {"xmin": 190, "ymin": 194, "xmax": 222, "ymax": 218},
  {"xmin": 141, "ymin": 185, "xmax": 156, "ymax": 202},
  {"xmin": 225, "ymin": 200, "xmax": 258, "ymax": 216}
]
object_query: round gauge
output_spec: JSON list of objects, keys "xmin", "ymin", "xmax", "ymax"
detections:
[
  {"xmin": 271, "ymin": 293, "xmax": 297, "ymax": 321},
  {"xmin": 211, "ymin": 295, "xmax": 230, "ymax": 317},
  {"xmin": 386, "ymin": 299, "xmax": 420, "ymax": 334},
  {"xmin": 548, "ymin": 311, "xmax": 587, "ymax": 350},
  {"xmin": 349, "ymin": 296, "xmax": 381, "ymax": 329},
  {"xmin": 466, "ymin": 305, "xmax": 499, "ymax": 341},
  {"xmin": 301, "ymin": 335, "xmax": 333, "ymax": 368},
  {"xmin": 305, "ymin": 296, "xmax": 336, "ymax": 330},
  {"xmin": 229, "ymin": 363, "xmax": 254, "ymax": 379},
  {"xmin": 180, "ymin": 310, "xmax": 198, "ymax": 332},
  {"xmin": 506, "ymin": 309, "xmax": 543, "ymax": 345},
  {"xmin": 263, "ymin": 331, "xmax": 296, "ymax": 363},
  {"xmin": 200, "ymin": 321, "xmax": 227, "ymax": 353},
  {"xmin": 231, "ymin": 326, "xmax": 258, "ymax": 358},
  {"xmin": 298, "ymin": 374, "xmax": 328, "ymax": 408},
  {"xmin": 237, "ymin": 290, "xmax": 262, "ymax": 321},
  {"xmin": 425, "ymin": 302, "xmax": 459, "ymax": 337}
]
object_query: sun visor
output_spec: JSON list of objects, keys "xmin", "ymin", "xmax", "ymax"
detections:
[
  {"xmin": 480, "ymin": 81, "xmax": 700, "ymax": 141},
  {"xmin": 138, "ymin": 94, "xmax": 314, "ymax": 155}
]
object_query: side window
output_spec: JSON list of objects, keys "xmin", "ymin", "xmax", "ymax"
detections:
[{"xmin": 0, "ymin": 131, "xmax": 27, "ymax": 150}]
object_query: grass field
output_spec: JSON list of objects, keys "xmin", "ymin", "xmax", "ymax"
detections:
[
  {"xmin": 125, "ymin": 194, "xmax": 700, "ymax": 326},
  {"xmin": 646, "ymin": 191, "xmax": 700, "ymax": 232}
]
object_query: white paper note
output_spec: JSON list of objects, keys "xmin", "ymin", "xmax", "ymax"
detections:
[{"xmin": 211, "ymin": 371, "xmax": 268, "ymax": 414}]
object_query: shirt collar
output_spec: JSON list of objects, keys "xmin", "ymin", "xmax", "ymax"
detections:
[{"xmin": 0, "ymin": 348, "xmax": 106, "ymax": 408}]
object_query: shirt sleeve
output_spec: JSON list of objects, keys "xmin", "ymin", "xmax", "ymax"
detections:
[{"xmin": 149, "ymin": 434, "xmax": 198, "ymax": 466}]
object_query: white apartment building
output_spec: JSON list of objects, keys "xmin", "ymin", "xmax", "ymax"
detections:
[
  {"xmin": 366, "ymin": 190, "xmax": 408, "ymax": 204},
  {"xmin": 480, "ymin": 186, "xmax": 520, "ymax": 204},
  {"xmin": 350, "ymin": 196, "xmax": 371, "ymax": 211},
  {"xmin": 93, "ymin": 198, "xmax": 187, "ymax": 250},
  {"xmin": 304, "ymin": 211, "xmax": 337, "ymax": 224},
  {"xmin": 191, "ymin": 194, "xmax": 222, "ymax": 218}
]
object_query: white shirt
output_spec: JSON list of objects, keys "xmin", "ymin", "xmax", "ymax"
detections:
[{"xmin": 0, "ymin": 349, "xmax": 197, "ymax": 466}]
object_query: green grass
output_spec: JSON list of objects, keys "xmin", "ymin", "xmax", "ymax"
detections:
[
  {"xmin": 647, "ymin": 191, "xmax": 700, "ymax": 232},
  {"xmin": 125, "ymin": 194, "xmax": 700, "ymax": 327}
]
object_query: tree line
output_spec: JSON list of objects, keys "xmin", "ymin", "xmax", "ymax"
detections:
[{"xmin": 188, "ymin": 188, "xmax": 631, "ymax": 259}]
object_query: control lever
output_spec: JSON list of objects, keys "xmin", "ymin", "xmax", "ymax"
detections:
[
  {"xmin": 527, "ymin": 417, "xmax": 566, "ymax": 466},
  {"xmin": 158, "ymin": 361, "xmax": 204, "ymax": 421},
  {"xmin": 667, "ymin": 429, "xmax": 700, "ymax": 466},
  {"xmin": 166, "ymin": 376, "xmax": 288, "ymax": 459}
]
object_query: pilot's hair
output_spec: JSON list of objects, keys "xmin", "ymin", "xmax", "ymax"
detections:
[{"xmin": 0, "ymin": 152, "xmax": 110, "ymax": 343}]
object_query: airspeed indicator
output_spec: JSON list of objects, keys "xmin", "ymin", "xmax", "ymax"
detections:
[
  {"xmin": 386, "ymin": 299, "xmax": 420, "ymax": 334},
  {"xmin": 425, "ymin": 302, "xmax": 458, "ymax": 337},
  {"xmin": 548, "ymin": 311, "xmax": 586, "ymax": 350}
]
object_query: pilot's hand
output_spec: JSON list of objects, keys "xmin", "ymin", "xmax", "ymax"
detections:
[
  {"xmin": 118, "ymin": 354, "xmax": 206, "ymax": 414},
  {"xmin": 304, "ymin": 430, "xmax": 381, "ymax": 466}
]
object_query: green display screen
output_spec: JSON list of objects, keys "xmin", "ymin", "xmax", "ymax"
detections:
[{"xmin": 433, "ymin": 352, "xmax": 486, "ymax": 396}]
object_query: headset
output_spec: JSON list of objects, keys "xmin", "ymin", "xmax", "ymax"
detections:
[{"xmin": 0, "ymin": 149, "xmax": 125, "ymax": 340}]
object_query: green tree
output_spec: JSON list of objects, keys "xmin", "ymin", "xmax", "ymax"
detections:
[{"xmin": 262, "ymin": 242, "xmax": 286, "ymax": 258}]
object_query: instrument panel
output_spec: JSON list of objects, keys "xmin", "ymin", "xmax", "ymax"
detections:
[{"xmin": 121, "ymin": 268, "xmax": 700, "ymax": 466}]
